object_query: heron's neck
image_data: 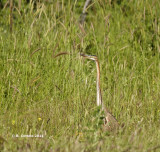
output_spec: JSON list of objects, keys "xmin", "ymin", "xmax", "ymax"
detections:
[{"xmin": 96, "ymin": 60, "xmax": 102, "ymax": 106}]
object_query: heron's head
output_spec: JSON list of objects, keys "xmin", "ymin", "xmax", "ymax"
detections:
[{"xmin": 80, "ymin": 54, "xmax": 97, "ymax": 61}]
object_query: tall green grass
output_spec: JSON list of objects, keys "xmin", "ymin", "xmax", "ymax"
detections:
[{"xmin": 0, "ymin": 0, "xmax": 160, "ymax": 151}]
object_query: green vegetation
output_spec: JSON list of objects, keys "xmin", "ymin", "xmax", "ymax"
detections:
[{"xmin": 0, "ymin": 0, "xmax": 160, "ymax": 151}]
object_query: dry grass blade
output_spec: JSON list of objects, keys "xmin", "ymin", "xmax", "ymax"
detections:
[
  {"xmin": 30, "ymin": 48, "xmax": 41, "ymax": 57},
  {"xmin": 53, "ymin": 52, "xmax": 69, "ymax": 58}
]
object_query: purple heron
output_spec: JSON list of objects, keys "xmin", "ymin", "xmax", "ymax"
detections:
[{"xmin": 81, "ymin": 54, "xmax": 119, "ymax": 131}]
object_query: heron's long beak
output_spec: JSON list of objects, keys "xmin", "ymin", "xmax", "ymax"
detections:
[
  {"xmin": 80, "ymin": 53, "xmax": 89, "ymax": 58},
  {"xmin": 80, "ymin": 53, "xmax": 97, "ymax": 60},
  {"xmin": 80, "ymin": 53, "xmax": 95, "ymax": 58}
]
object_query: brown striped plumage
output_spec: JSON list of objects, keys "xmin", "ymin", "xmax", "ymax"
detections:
[{"xmin": 81, "ymin": 54, "xmax": 119, "ymax": 131}]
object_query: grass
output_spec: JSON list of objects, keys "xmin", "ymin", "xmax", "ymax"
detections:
[{"xmin": 0, "ymin": 0, "xmax": 160, "ymax": 151}]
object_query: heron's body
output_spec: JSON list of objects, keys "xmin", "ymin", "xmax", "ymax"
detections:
[{"xmin": 81, "ymin": 54, "xmax": 119, "ymax": 131}]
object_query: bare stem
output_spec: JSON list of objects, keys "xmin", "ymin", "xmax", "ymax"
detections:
[
  {"xmin": 9, "ymin": 0, "xmax": 13, "ymax": 33},
  {"xmin": 79, "ymin": 0, "xmax": 92, "ymax": 24}
]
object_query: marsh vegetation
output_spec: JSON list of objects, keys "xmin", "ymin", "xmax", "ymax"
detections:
[{"xmin": 0, "ymin": 0, "xmax": 160, "ymax": 151}]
